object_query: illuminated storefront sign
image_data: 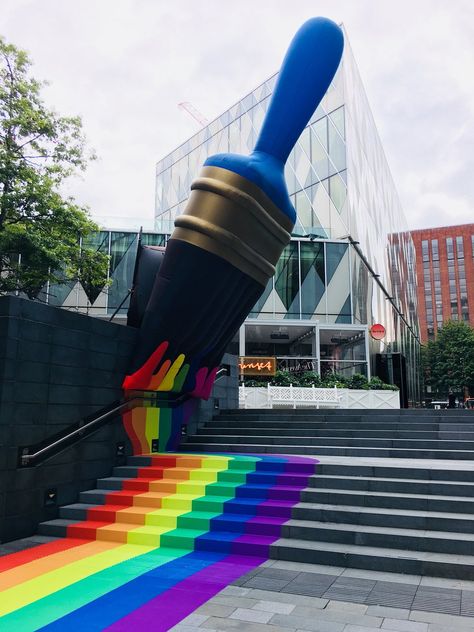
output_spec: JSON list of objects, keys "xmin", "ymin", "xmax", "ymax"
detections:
[{"xmin": 238, "ymin": 357, "xmax": 276, "ymax": 376}]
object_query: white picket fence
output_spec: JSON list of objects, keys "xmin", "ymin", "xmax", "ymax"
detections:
[{"xmin": 239, "ymin": 385, "xmax": 400, "ymax": 410}]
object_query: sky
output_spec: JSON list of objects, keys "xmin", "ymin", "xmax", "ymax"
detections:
[{"xmin": 1, "ymin": 0, "xmax": 473, "ymax": 231}]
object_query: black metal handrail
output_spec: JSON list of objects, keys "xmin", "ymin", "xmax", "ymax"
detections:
[
  {"xmin": 18, "ymin": 361, "xmax": 234, "ymax": 468},
  {"xmin": 18, "ymin": 390, "xmax": 191, "ymax": 468}
]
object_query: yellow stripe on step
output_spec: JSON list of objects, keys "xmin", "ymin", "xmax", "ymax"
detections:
[
  {"xmin": 175, "ymin": 481, "xmax": 208, "ymax": 495},
  {"xmin": 145, "ymin": 509, "xmax": 183, "ymax": 528},
  {"xmin": 160, "ymin": 494, "xmax": 196, "ymax": 511},
  {"xmin": 145, "ymin": 407, "xmax": 160, "ymax": 454},
  {"xmin": 127, "ymin": 525, "xmax": 169, "ymax": 547}
]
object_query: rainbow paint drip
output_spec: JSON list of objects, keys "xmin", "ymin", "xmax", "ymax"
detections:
[
  {"xmin": 122, "ymin": 340, "xmax": 218, "ymax": 454},
  {"xmin": 0, "ymin": 452, "xmax": 316, "ymax": 631}
]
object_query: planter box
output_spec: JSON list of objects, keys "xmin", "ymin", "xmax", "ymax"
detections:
[{"xmin": 239, "ymin": 386, "xmax": 400, "ymax": 410}]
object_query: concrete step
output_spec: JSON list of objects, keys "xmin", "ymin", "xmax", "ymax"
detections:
[
  {"xmin": 110, "ymin": 466, "xmax": 312, "ymax": 487},
  {"xmin": 308, "ymin": 474, "xmax": 474, "ymax": 496},
  {"xmin": 94, "ymin": 477, "xmax": 305, "ymax": 501},
  {"xmin": 207, "ymin": 421, "xmax": 474, "ymax": 431},
  {"xmin": 38, "ymin": 518, "xmax": 77, "ymax": 538},
  {"xmin": 215, "ymin": 411, "xmax": 473, "ymax": 421},
  {"xmin": 57, "ymin": 503, "xmax": 285, "ymax": 537},
  {"xmin": 218, "ymin": 408, "xmax": 471, "ymax": 415},
  {"xmin": 300, "ymin": 487, "xmax": 474, "ymax": 513},
  {"xmin": 281, "ymin": 519, "xmax": 474, "ymax": 555},
  {"xmin": 188, "ymin": 434, "xmax": 474, "ymax": 450},
  {"xmin": 270, "ymin": 538, "xmax": 474, "ymax": 579},
  {"xmin": 181, "ymin": 441, "xmax": 474, "ymax": 460},
  {"xmin": 291, "ymin": 502, "xmax": 474, "ymax": 533},
  {"xmin": 316, "ymin": 463, "xmax": 474, "ymax": 482},
  {"xmin": 200, "ymin": 426, "xmax": 474, "ymax": 439}
]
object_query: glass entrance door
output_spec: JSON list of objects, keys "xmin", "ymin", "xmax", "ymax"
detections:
[{"xmin": 319, "ymin": 326, "xmax": 369, "ymax": 378}]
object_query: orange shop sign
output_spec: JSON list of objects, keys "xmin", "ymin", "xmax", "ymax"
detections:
[{"xmin": 238, "ymin": 356, "xmax": 276, "ymax": 376}]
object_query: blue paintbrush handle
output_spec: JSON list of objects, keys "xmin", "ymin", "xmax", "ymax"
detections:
[
  {"xmin": 255, "ymin": 17, "xmax": 344, "ymax": 163},
  {"xmin": 205, "ymin": 17, "xmax": 344, "ymax": 222}
]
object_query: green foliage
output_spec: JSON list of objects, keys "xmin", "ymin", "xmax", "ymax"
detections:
[
  {"xmin": 423, "ymin": 320, "xmax": 474, "ymax": 396},
  {"xmin": 243, "ymin": 371, "xmax": 397, "ymax": 391},
  {"xmin": 270, "ymin": 370, "xmax": 298, "ymax": 386},
  {"xmin": 347, "ymin": 373, "xmax": 369, "ymax": 390},
  {"xmin": 297, "ymin": 371, "xmax": 322, "ymax": 387},
  {"xmin": 368, "ymin": 376, "xmax": 398, "ymax": 391},
  {"xmin": 321, "ymin": 372, "xmax": 349, "ymax": 388},
  {"xmin": 0, "ymin": 36, "xmax": 108, "ymax": 298}
]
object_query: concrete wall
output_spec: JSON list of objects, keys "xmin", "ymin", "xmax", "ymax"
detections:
[{"xmin": 0, "ymin": 296, "xmax": 137, "ymax": 543}]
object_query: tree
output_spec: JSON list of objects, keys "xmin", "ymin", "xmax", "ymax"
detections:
[
  {"xmin": 0, "ymin": 36, "xmax": 108, "ymax": 298},
  {"xmin": 424, "ymin": 320, "xmax": 474, "ymax": 397}
]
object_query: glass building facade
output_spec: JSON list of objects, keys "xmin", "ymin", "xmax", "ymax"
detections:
[
  {"xmin": 154, "ymin": 31, "xmax": 421, "ymax": 403},
  {"xmin": 38, "ymin": 230, "xmax": 167, "ymax": 317}
]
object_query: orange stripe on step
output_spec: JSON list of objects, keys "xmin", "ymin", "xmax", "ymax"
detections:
[
  {"xmin": 114, "ymin": 506, "xmax": 152, "ymax": 525},
  {"xmin": 0, "ymin": 538, "xmax": 87, "ymax": 573},
  {"xmin": 95, "ymin": 523, "xmax": 135, "ymax": 543},
  {"xmin": 0, "ymin": 540, "xmax": 117, "ymax": 590},
  {"xmin": 133, "ymin": 492, "xmax": 169, "ymax": 508}
]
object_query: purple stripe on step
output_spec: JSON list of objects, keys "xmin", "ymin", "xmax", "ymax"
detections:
[
  {"xmin": 104, "ymin": 554, "xmax": 264, "ymax": 632},
  {"xmin": 231, "ymin": 534, "xmax": 277, "ymax": 556},
  {"xmin": 246, "ymin": 515, "xmax": 285, "ymax": 536}
]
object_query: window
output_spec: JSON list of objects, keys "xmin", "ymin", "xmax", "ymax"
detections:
[
  {"xmin": 431, "ymin": 239, "xmax": 439, "ymax": 261},
  {"xmin": 446, "ymin": 237, "xmax": 454, "ymax": 260},
  {"xmin": 422, "ymin": 240, "xmax": 429, "ymax": 262},
  {"xmin": 456, "ymin": 236, "xmax": 464, "ymax": 259}
]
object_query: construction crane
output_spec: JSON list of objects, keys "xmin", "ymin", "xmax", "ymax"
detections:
[{"xmin": 178, "ymin": 102, "xmax": 210, "ymax": 128}]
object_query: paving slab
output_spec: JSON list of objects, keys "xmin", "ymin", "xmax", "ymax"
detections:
[
  {"xmin": 253, "ymin": 600, "xmax": 296, "ymax": 614},
  {"xmin": 366, "ymin": 607, "xmax": 410, "ymax": 620},
  {"xmin": 381, "ymin": 619, "xmax": 428, "ymax": 631},
  {"xmin": 230, "ymin": 607, "xmax": 273, "ymax": 623}
]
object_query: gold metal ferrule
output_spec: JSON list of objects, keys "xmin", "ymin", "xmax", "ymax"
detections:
[{"xmin": 171, "ymin": 166, "xmax": 293, "ymax": 286}]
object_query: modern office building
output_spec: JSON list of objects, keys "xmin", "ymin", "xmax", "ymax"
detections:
[
  {"xmin": 411, "ymin": 224, "xmax": 474, "ymax": 343},
  {"xmin": 33, "ymin": 30, "xmax": 421, "ymax": 403},
  {"xmin": 154, "ymin": 29, "xmax": 421, "ymax": 404}
]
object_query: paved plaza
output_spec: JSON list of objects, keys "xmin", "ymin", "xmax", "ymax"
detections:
[{"xmin": 172, "ymin": 559, "xmax": 474, "ymax": 632}]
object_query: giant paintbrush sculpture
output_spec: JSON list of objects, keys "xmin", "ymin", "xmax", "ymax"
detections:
[{"xmin": 122, "ymin": 17, "xmax": 344, "ymax": 453}]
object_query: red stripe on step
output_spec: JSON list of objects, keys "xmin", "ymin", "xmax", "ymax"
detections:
[
  {"xmin": 87, "ymin": 505, "xmax": 131, "ymax": 522},
  {"xmin": 67, "ymin": 520, "xmax": 113, "ymax": 539},
  {"xmin": 105, "ymin": 489, "xmax": 149, "ymax": 504},
  {"xmin": 0, "ymin": 538, "xmax": 87, "ymax": 572}
]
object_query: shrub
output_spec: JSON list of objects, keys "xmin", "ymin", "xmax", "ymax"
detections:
[
  {"xmin": 269, "ymin": 370, "xmax": 299, "ymax": 386},
  {"xmin": 297, "ymin": 372, "xmax": 322, "ymax": 387},
  {"xmin": 243, "ymin": 370, "xmax": 398, "ymax": 390},
  {"xmin": 320, "ymin": 373, "xmax": 349, "ymax": 388},
  {"xmin": 369, "ymin": 376, "xmax": 398, "ymax": 391},
  {"xmin": 347, "ymin": 373, "xmax": 369, "ymax": 390}
]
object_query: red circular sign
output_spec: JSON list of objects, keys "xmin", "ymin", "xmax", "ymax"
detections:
[{"xmin": 370, "ymin": 324, "xmax": 386, "ymax": 340}]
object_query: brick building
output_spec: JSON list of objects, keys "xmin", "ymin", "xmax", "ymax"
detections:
[{"xmin": 411, "ymin": 224, "xmax": 474, "ymax": 343}]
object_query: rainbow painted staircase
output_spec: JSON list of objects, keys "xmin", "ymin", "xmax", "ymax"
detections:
[{"xmin": 0, "ymin": 453, "xmax": 316, "ymax": 630}]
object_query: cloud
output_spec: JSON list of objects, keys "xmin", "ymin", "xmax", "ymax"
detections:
[{"xmin": 1, "ymin": 0, "xmax": 473, "ymax": 231}]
